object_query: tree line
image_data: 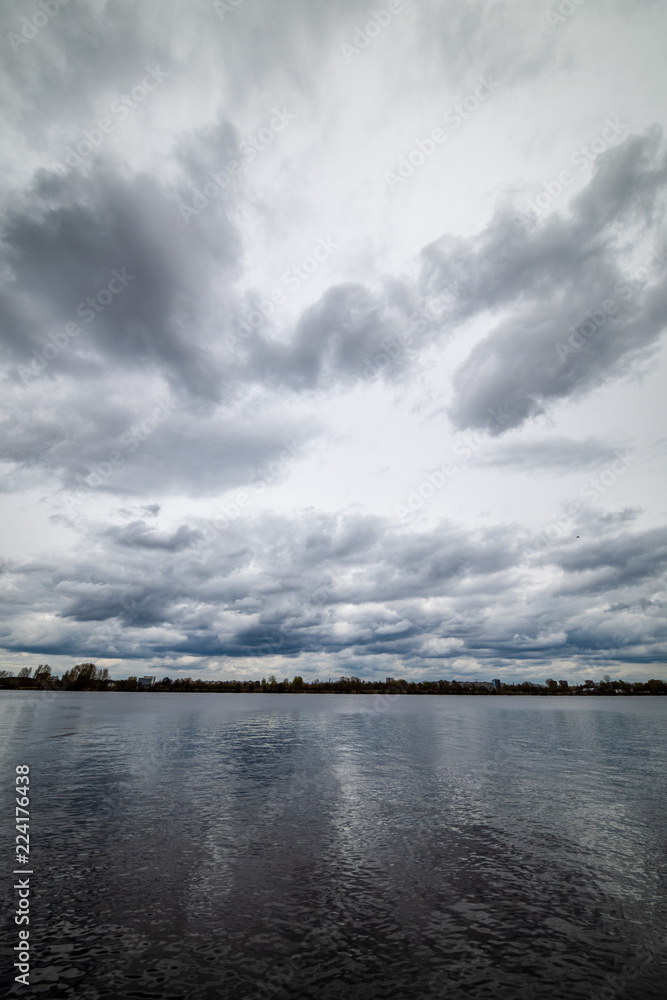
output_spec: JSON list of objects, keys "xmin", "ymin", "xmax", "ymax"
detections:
[{"xmin": 1, "ymin": 666, "xmax": 666, "ymax": 695}]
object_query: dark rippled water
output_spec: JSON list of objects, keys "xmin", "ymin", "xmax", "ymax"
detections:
[{"xmin": 1, "ymin": 692, "xmax": 666, "ymax": 999}]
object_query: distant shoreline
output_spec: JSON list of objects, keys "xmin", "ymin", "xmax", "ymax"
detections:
[
  {"xmin": 2, "ymin": 676, "xmax": 666, "ymax": 696},
  {"xmin": 3, "ymin": 689, "xmax": 666, "ymax": 696}
]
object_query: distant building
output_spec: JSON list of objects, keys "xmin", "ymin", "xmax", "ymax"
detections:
[
  {"xmin": 492, "ymin": 678, "xmax": 502, "ymax": 692},
  {"xmin": 138, "ymin": 676, "xmax": 156, "ymax": 689}
]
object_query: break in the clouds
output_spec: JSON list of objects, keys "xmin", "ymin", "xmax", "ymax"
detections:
[{"xmin": 1, "ymin": 0, "xmax": 666, "ymax": 681}]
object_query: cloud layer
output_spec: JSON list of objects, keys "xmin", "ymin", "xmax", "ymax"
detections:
[{"xmin": 1, "ymin": 0, "xmax": 666, "ymax": 680}]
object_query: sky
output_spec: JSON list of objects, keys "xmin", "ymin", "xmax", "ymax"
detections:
[{"xmin": 1, "ymin": 0, "xmax": 666, "ymax": 684}]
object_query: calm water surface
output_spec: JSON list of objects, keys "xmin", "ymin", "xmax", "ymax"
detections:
[{"xmin": 1, "ymin": 692, "xmax": 666, "ymax": 999}]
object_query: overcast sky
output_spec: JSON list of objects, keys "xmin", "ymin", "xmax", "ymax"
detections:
[{"xmin": 1, "ymin": 0, "xmax": 666, "ymax": 683}]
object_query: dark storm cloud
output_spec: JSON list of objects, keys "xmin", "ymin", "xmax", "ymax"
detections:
[
  {"xmin": 105, "ymin": 520, "xmax": 202, "ymax": 551},
  {"xmin": 1, "ymin": 373, "xmax": 313, "ymax": 499},
  {"xmin": 231, "ymin": 127, "xmax": 667, "ymax": 425},
  {"xmin": 551, "ymin": 526, "xmax": 667, "ymax": 596},
  {"xmin": 419, "ymin": 130, "xmax": 667, "ymax": 434},
  {"xmin": 228, "ymin": 119, "xmax": 666, "ymax": 412},
  {"xmin": 5, "ymin": 112, "xmax": 664, "ymax": 503},
  {"xmin": 1, "ymin": 510, "xmax": 665, "ymax": 670},
  {"xmin": 0, "ymin": 137, "xmax": 413, "ymax": 499},
  {"xmin": 241, "ymin": 281, "xmax": 419, "ymax": 391},
  {"xmin": 0, "ymin": 128, "xmax": 320, "ymax": 498},
  {"xmin": 254, "ymin": 129, "xmax": 667, "ymax": 422},
  {"xmin": 1, "ymin": 159, "xmax": 240, "ymax": 399}
]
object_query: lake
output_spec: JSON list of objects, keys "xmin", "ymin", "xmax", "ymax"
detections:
[{"xmin": 1, "ymin": 692, "xmax": 666, "ymax": 998}]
